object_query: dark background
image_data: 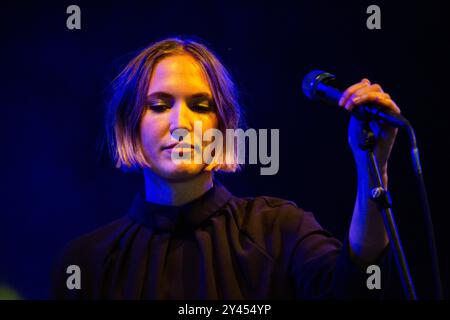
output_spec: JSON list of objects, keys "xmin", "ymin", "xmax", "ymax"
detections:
[{"xmin": 1, "ymin": 0, "xmax": 447, "ymax": 299}]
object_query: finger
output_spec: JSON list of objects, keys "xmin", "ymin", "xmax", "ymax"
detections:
[
  {"xmin": 346, "ymin": 91, "xmax": 401, "ymax": 114},
  {"xmin": 338, "ymin": 78, "xmax": 370, "ymax": 107},
  {"xmin": 346, "ymin": 92, "xmax": 393, "ymax": 112},
  {"xmin": 367, "ymin": 83, "xmax": 384, "ymax": 93},
  {"xmin": 379, "ymin": 96, "xmax": 401, "ymax": 114},
  {"xmin": 353, "ymin": 83, "xmax": 386, "ymax": 97},
  {"xmin": 345, "ymin": 92, "xmax": 389, "ymax": 111},
  {"xmin": 344, "ymin": 84, "xmax": 387, "ymax": 110}
]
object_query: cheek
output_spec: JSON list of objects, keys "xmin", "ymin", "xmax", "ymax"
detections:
[
  {"xmin": 140, "ymin": 116, "xmax": 164, "ymax": 152},
  {"xmin": 202, "ymin": 114, "xmax": 219, "ymax": 131}
]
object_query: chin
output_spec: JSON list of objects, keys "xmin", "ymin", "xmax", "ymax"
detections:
[{"xmin": 157, "ymin": 163, "xmax": 206, "ymax": 181}]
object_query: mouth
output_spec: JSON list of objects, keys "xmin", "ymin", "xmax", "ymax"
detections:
[
  {"xmin": 162, "ymin": 142, "xmax": 195, "ymax": 151},
  {"xmin": 162, "ymin": 142, "xmax": 197, "ymax": 157}
]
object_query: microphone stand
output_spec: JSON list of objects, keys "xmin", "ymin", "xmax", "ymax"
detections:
[{"xmin": 356, "ymin": 121, "xmax": 418, "ymax": 300}]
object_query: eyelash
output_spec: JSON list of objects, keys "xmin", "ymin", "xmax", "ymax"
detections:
[
  {"xmin": 191, "ymin": 105, "xmax": 213, "ymax": 113},
  {"xmin": 148, "ymin": 104, "xmax": 169, "ymax": 112},
  {"xmin": 147, "ymin": 104, "xmax": 213, "ymax": 113}
]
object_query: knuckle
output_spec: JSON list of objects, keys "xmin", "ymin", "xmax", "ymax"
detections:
[{"xmin": 372, "ymin": 83, "xmax": 382, "ymax": 91}]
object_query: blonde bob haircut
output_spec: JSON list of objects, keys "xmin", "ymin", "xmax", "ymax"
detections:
[{"xmin": 105, "ymin": 37, "xmax": 244, "ymax": 173}]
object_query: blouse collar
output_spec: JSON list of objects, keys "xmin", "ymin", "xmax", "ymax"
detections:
[{"xmin": 127, "ymin": 179, "xmax": 233, "ymax": 232}]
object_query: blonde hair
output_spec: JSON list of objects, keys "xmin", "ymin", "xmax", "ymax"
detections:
[{"xmin": 105, "ymin": 37, "xmax": 244, "ymax": 172}]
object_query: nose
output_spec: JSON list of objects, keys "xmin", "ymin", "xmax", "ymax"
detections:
[{"xmin": 169, "ymin": 100, "xmax": 194, "ymax": 137}]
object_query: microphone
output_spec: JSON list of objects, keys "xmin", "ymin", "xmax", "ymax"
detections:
[
  {"xmin": 302, "ymin": 70, "xmax": 409, "ymax": 128},
  {"xmin": 303, "ymin": 71, "xmax": 442, "ymax": 301}
]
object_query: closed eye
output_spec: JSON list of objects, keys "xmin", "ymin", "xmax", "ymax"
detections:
[
  {"xmin": 147, "ymin": 104, "xmax": 169, "ymax": 113},
  {"xmin": 190, "ymin": 104, "xmax": 214, "ymax": 113}
]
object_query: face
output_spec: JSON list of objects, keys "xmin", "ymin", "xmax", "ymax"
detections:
[{"xmin": 140, "ymin": 54, "xmax": 219, "ymax": 180}]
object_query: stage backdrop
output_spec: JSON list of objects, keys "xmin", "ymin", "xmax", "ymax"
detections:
[{"xmin": 1, "ymin": 0, "xmax": 447, "ymax": 299}]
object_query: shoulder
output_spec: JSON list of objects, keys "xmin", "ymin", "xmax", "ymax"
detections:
[
  {"xmin": 230, "ymin": 194, "xmax": 317, "ymax": 225},
  {"xmin": 51, "ymin": 216, "xmax": 134, "ymax": 298},
  {"xmin": 221, "ymin": 193, "xmax": 330, "ymax": 261},
  {"xmin": 226, "ymin": 194, "xmax": 325, "ymax": 243},
  {"xmin": 58, "ymin": 216, "xmax": 133, "ymax": 264},
  {"xmin": 53, "ymin": 216, "xmax": 134, "ymax": 281}
]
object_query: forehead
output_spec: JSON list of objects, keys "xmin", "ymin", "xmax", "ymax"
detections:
[{"xmin": 147, "ymin": 54, "xmax": 212, "ymax": 97}]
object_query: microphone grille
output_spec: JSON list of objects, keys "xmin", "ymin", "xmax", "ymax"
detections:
[{"xmin": 302, "ymin": 70, "xmax": 335, "ymax": 100}]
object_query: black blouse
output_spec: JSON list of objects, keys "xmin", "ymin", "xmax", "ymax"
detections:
[{"xmin": 52, "ymin": 180, "xmax": 391, "ymax": 299}]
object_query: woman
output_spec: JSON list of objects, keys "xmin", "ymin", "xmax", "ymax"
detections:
[{"xmin": 52, "ymin": 37, "xmax": 400, "ymax": 299}]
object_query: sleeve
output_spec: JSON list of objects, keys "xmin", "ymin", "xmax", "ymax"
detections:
[{"xmin": 288, "ymin": 212, "xmax": 392, "ymax": 299}]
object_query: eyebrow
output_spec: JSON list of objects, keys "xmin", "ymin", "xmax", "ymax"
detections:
[{"xmin": 146, "ymin": 91, "xmax": 212, "ymax": 101}]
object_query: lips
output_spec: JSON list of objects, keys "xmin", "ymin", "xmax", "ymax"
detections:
[{"xmin": 162, "ymin": 142, "xmax": 195, "ymax": 150}]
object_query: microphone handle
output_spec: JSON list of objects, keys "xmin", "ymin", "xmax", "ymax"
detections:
[{"xmin": 315, "ymin": 78, "xmax": 409, "ymax": 128}]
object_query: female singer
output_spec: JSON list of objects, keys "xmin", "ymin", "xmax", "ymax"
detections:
[{"xmin": 52, "ymin": 37, "xmax": 400, "ymax": 299}]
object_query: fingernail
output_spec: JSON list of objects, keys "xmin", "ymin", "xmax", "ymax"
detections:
[
  {"xmin": 352, "ymin": 96, "xmax": 361, "ymax": 104},
  {"xmin": 344, "ymin": 101, "xmax": 352, "ymax": 110}
]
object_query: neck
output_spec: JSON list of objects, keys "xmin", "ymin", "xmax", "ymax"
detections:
[{"xmin": 143, "ymin": 169, "xmax": 214, "ymax": 206}]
